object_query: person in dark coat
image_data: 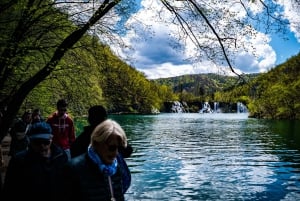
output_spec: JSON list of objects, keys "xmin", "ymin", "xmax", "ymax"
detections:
[
  {"xmin": 31, "ymin": 108, "xmax": 44, "ymax": 124},
  {"xmin": 2, "ymin": 122, "xmax": 68, "ymax": 201},
  {"xmin": 63, "ymin": 119, "xmax": 131, "ymax": 201},
  {"xmin": 8, "ymin": 111, "xmax": 32, "ymax": 156},
  {"xmin": 70, "ymin": 105, "xmax": 107, "ymax": 158},
  {"xmin": 70, "ymin": 105, "xmax": 132, "ymax": 158}
]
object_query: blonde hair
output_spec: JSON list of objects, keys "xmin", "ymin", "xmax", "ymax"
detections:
[{"xmin": 91, "ymin": 119, "xmax": 127, "ymax": 147}]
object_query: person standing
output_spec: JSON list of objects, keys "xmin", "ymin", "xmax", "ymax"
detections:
[
  {"xmin": 31, "ymin": 108, "xmax": 43, "ymax": 123},
  {"xmin": 63, "ymin": 119, "xmax": 131, "ymax": 201},
  {"xmin": 46, "ymin": 99, "xmax": 75, "ymax": 160},
  {"xmin": 2, "ymin": 122, "xmax": 68, "ymax": 201},
  {"xmin": 8, "ymin": 111, "xmax": 31, "ymax": 156},
  {"xmin": 70, "ymin": 105, "xmax": 107, "ymax": 158}
]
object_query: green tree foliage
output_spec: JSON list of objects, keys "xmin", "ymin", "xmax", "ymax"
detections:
[
  {"xmin": 21, "ymin": 30, "xmax": 172, "ymax": 117},
  {"xmin": 98, "ymin": 46, "xmax": 172, "ymax": 114},
  {"xmin": 23, "ymin": 35, "xmax": 108, "ymax": 117},
  {"xmin": 0, "ymin": 0, "xmax": 122, "ymax": 142},
  {"xmin": 248, "ymin": 54, "xmax": 300, "ymax": 119}
]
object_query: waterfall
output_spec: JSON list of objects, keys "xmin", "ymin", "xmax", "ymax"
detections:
[
  {"xmin": 199, "ymin": 102, "xmax": 213, "ymax": 113},
  {"xmin": 171, "ymin": 101, "xmax": 185, "ymax": 113},
  {"xmin": 237, "ymin": 102, "xmax": 248, "ymax": 113},
  {"xmin": 214, "ymin": 102, "xmax": 220, "ymax": 113}
]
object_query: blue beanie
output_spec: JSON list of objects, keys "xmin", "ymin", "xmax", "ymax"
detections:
[{"xmin": 28, "ymin": 122, "xmax": 52, "ymax": 140}]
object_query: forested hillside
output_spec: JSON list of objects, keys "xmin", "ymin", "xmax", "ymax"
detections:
[
  {"xmin": 153, "ymin": 73, "xmax": 258, "ymax": 101},
  {"xmin": 246, "ymin": 53, "xmax": 300, "ymax": 119},
  {"xmin": 152, "ymin": 52, "xmax": 300, "ymax": 120}
]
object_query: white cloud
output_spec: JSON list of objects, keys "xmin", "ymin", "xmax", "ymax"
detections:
[{"xmin": 277, "ymin": 0, "xmax": 300, "ymax": 42}]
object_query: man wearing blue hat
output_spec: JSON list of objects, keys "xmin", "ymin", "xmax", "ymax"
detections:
[{"xmin": 2, "ymin": 122, "xmax": 68, "ymax": 201}]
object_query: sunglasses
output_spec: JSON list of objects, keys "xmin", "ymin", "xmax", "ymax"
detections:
[{"xmin": 32, "ymin": 139, "xmax": 51, "ymax": 145}]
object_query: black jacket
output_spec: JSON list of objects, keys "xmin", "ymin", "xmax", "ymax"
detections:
[
  {"xmin": 2, "ymin": 144, "xmax": 68, "ymax": 201},
  {"xmin": 70, "ymin": 126, "xmax": 94, "ymax": 158}
]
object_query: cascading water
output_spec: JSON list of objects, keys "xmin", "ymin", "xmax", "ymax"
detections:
[
  {"xmin": 170, "ymin": 101, "xmax": 185, "ymax": 113},
  {"xmin": 237, "ymin": 102, "xmax": 248, "ymax": 113},
  {"xmin": 199, "ymin": 102, "xmax": 213, "ymax": 113}
]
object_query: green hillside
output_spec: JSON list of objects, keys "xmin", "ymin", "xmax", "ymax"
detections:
[
  {"xmin": 153, "ymin": 73, "xmax": 258, "ymax": 99},
  {"xmin": 152, "ymin": 52, "xmax": 300, "ymax": 119}
]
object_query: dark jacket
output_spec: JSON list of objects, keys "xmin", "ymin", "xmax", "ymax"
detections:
[
  {"xmin": 70, "ymin": 125, "xmax": 94, "ymax": 158},
  {"xmin": 63, "ymin": 153, "xmax": 131, "ymax": 201},
  {"xmin": 9, "ymin": 119, "xmax": 30, "ymax": 156},
  {"xmin": 2, "ymin": 144, "xmax": 68, "ymax": 201}
]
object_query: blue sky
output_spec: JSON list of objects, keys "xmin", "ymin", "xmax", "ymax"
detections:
[
  {"xmin": 113, "ymin": 0, "xmax": 300, "ymax": 79},
  {"xmin": 271, "ymin": 31, "xmax": 300, "ymax": 65}
]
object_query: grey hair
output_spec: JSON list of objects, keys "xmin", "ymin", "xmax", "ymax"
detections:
[{"xmin": 91, "ymin": 119, "xmax": 127, "ymax": 147}]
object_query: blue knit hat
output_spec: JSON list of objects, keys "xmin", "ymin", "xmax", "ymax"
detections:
[{"xmin": 28, "ymin": 122, "xmax": 53, "ymax": 140}]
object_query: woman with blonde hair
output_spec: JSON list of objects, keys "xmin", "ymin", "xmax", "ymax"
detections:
[{"xmin": 63, "ymin": 119, "xmax": 131, "ymax": 201}]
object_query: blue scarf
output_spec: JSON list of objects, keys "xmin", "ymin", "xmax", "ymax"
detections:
[{"xmin": 88, "ymin": 145, "xmax": 117, "ymax": 176}]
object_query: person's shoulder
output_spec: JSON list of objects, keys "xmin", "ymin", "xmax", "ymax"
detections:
[
  {"xmin": 13, "ymin": 119, "xmax": 26, "ymax": 128},
  {"xmin": 51, "ymin": 144, "xmax": 68, "ymax": 159},
  {"xmin": 77, "ymin": 126, "xmax": 94, "ymax": 138},
  {"xmin": 15, "ymin": 149, "xmax": 27, "ymax": 157},
  {"xmin": 10, "ymin": 150, "xmax": 29, "ymax": 163},
  {"xmin": 68, "ymin": 153, "xmax": 86, "ymax": 168},
  {"xmin": 66, "ymin": 114, "xmax": 74, "ymax": 122}
]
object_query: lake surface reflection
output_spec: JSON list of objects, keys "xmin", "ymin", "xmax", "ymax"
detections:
[{"xmin": 110, "ymin": 113, "xmax": 300, "ymax": 201}]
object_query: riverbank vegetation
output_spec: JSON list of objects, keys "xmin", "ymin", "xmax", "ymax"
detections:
[{"xmin": 223, "ymin": 53, "xmax": 300, "ymax": 119}]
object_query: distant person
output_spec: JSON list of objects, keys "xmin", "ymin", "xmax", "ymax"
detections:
[
  {"xmin": 70, "ymin": 105, "xmax": 132, "ymax": 158},
  {"xmin": 47, "ymin": 99, "xmax": 75, "ymax": 160},
  {"xmin": 2, "ymin": 122, "xmax": 68, "ymax": 201},
  {"xmin": 63, "ymin": 119, "xmax": 131, "ymax": 201},
  {"xmin": 8, "ymin": 111, "xmax": 31, "ymax": 156},
  {"xmin": 31, "ymin": 108, "xmax": 43, "ymax": 123}
]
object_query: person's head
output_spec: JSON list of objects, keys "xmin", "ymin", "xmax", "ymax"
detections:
[
  {"xmin": 32, "ymin": 108, "xmax": 42, "ymax": 123},
  {"xmin": 14, "ymin": 117, "xmax": 28, "ymax": 140},
  {"xmin": 56, "ymin": 99, "xmax": 68, "ymax": 117},
  {"xmin": 22, "ymin": 111, "xmax": 32, "ymax": 124},
  {"xmin": 28, "ymin": 122, "xmax": 53, "ymax": 157},
  {"xmin": 91, "ymin": 119, "xmax": 127, "ymax": 165},
  {"xmin": 88, "ymin": 105, "xmax": 108, "ymax": 127}
]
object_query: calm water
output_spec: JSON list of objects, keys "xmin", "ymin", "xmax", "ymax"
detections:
[{"xmin": 108, "ymin": 113, "xmax": 300, "ymax": 201}]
